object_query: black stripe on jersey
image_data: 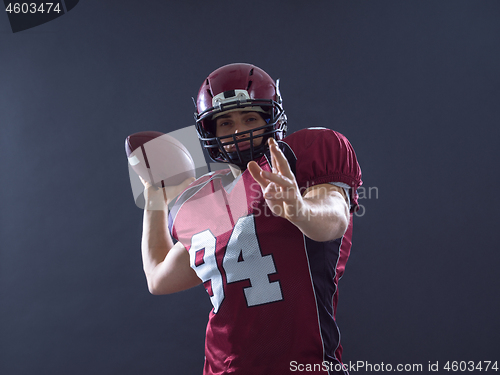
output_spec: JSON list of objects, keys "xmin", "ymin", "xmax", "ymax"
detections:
[
  {"xmin": 304, "ymin": 236, "xmax": 347, "ymax": 375},
  {"xmin": 271, "ymin": 139, "xmax": 347, "ymax": 374}
]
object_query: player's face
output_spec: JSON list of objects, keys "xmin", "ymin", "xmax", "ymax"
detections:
[{"xmin": 215, "ymin": 110, "xmax": 267, "ymax": 153}]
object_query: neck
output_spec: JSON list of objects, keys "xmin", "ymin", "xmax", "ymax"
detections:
[{"xmin": 229, "ymin": 164, "xmax": 242, "ymax": 178}]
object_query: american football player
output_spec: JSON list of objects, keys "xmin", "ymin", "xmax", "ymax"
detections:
[{"xmin": 140, "ymin": 63, "xmax": 362, "ymax": 374}]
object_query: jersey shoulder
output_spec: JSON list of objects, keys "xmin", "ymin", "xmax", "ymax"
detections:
[
  {"xmin": 282, "ymin": 127, "xmax": 351, "ymax": 152},
  {"xmin": 280, "ymin": 127, "xmax": 362, "ymax": 209}
]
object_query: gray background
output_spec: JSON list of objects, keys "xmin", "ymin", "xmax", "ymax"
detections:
[{"xmin": 1, "ymin": 1, "xmax": 499, "ymax": 374}]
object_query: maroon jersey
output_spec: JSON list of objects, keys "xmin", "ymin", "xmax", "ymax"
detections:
[{"xmin": 170, "ymin": 128, "xmax": 362, "ymax": 375}]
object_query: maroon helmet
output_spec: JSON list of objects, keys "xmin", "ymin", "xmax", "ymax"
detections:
[{"xmin": 194, "ymin": 63, "xmax": 287, "ymax": 169}]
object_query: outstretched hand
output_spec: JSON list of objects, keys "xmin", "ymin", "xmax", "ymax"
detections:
[{"xmin": 247, "ymin": 138, "xmax": 306, "ymax": 223}]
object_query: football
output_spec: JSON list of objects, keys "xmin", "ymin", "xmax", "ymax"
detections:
[{"xmin": 125, "ymin": 131, "xmax": 196, "ymax": 187}]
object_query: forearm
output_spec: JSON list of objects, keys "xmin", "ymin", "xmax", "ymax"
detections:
[
  {"xmin": 141, "ymin": 208, "xmax": 201, "ymax": 295},
  {"xmin": 138, "ymin": 177, "xmax": 199, "ymax": 294},
  {"xmin": 141, "ymin": 209, "xmax": 174, "ymax": 283},
  {"xmin": 291, "ymin": 192, "xmax": 349, "ymax": 242}
]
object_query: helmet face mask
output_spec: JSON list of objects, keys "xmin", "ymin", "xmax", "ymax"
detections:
[{"xmin": 194, "ymin": 63, "xmax": 287, "ymax": 170}]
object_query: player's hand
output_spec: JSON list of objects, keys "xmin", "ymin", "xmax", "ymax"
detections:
[
  {"xmin": 247, "ymin": 138, "xmax": 306, "ymax": 223},
  {"xmin": 140, "ymin": 176, "xmax": 195, "ymax": 210},
  {"xmin": 139, "ymin": 176, "xmax": 168, "ymax": 210}
]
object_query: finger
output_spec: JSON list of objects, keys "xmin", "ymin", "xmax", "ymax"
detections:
[
  {"xmin": 247, "ymin": 161, "xmax": 271, "ymax": 189},
  {"xmin": 139, "ymin": 175, "xmax": 154, "ymax": 190},
  {"xmin": 268, "ymin": 139, "xmax": 278, "ymax": 173},
  {"xmin": 263, "ymin": 181, "xmax": 278, "ymax": 195},
  {"xmin": 268, "ymin": 138, "xmax": 278, "ymax": 173},
  {"xmin": 261, "ymin": 169, "xmax": 294, "ymax": 189},
  {"xmin": 268, "ymin": 138, "xmax": 293, "ymax": 179},
  {"xmin": 162, "ymin": 187, "xmax": 168, "ymax": 202}
]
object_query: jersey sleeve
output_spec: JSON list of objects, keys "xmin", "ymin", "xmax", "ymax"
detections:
[{"xmin": 282, "ymin": 128, "xmax": 362, "ymax": 212}]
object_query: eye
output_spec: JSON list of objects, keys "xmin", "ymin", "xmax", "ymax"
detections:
[
  {"xmin": 245, "ymin": 116, "xmax": 259, "ymax": 123},
  {"xmin": 218, "ymin": 120, "xmax": 231, "ymax": 127}
]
